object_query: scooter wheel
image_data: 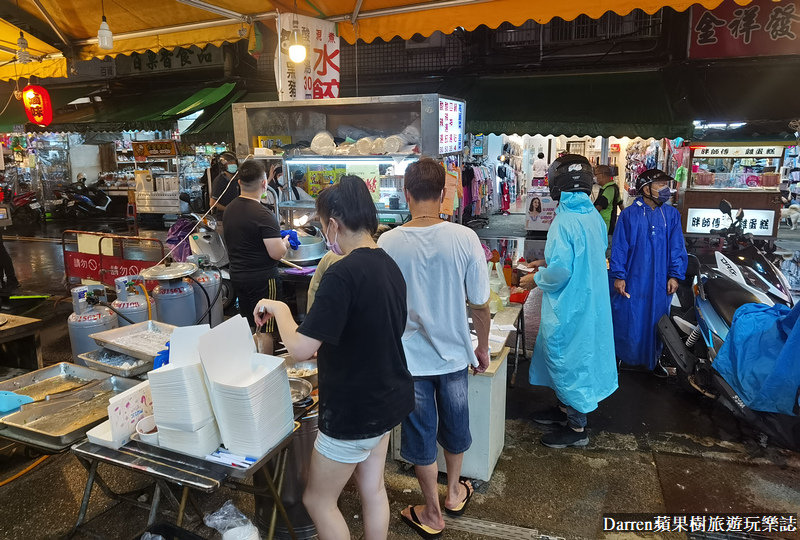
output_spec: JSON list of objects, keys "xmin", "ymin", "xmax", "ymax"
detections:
[{"xmin": 221, "ymin": 279, "xmax": 235, "ymax": 310}]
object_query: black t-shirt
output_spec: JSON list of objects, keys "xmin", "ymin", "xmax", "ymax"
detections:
[
  {"xmin": 223, "ymin": 197, "xmax": 281, "ymax": 279},
  {"xmin": 211, "ymin": 173, "xmax": 239, "ymax": 213},
  {"xmin": 298, "ymin": 248, "xmax": 414, "ymax": 440}
]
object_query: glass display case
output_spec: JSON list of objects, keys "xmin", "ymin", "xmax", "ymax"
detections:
[{"xmin": 678, "ymin": 143, "xmax": 787, "ymax": 239}]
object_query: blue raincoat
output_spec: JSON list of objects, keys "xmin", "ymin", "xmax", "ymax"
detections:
[
  {"xmin": 609, "ymin": 199, "xmax": 688, "ymax": 370},
  {"xmin": 714, "ymin": 302, "xmax": 800, "ymax": 416},
  {"xmin": 529, "ymin": 192, "xmax": 618, "ymax": 414}
]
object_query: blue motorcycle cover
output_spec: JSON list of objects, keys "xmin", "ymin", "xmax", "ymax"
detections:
[{"xmin": 714, "ymin": 302, "xmax": 800, "ymax": 416}]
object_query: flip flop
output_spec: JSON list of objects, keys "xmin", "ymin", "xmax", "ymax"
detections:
[
  {"xmin": 444, "ymin": 479, "xmax": 474, "ymax": 517},
  {"xmin": 400, "ymin": 505, "xmax": 443, "ymax": 540}
]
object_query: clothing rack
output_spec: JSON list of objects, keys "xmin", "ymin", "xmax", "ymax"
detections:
[{"xmin": 462, "ymin": 163, "xmax": 494, "ymax": 229}]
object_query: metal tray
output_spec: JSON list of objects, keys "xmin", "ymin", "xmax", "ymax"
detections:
[
  {"xmin": 89, "ymin": 320, "xmax": 176, "ymax": 362},
  {"xmin": 0, "ymin": 362, "xmax": 110, "ymax": 405},
  {"xmin": 0, "ymin": 375, "xmax": 139, "ymax": 446},
  {"xmin": 79, "ymin": 349, "xmax": 153, "ymax": 378}
]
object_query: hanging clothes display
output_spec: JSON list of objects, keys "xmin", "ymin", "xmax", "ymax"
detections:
[{"xmin": 462, "ymin": 162, "xmax": 494, "ymax": 227}]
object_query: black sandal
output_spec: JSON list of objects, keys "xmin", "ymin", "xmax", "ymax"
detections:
[
  {"xmin": 444, "ymin": 479, "xmax": 474, "ymax": 517},
  {"xmin": 401, "ymin": 505, "xmax": 443, "ymax": 539}
]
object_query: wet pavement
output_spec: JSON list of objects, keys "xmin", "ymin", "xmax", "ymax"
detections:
[{"xmin": 0, "ymin": 218, "xmax": 798, "ymax": 540}]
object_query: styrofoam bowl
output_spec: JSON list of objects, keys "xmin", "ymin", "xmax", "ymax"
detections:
[{"xmin": 136, "ymin": 415, "xmax": 159, "ymax": 445}]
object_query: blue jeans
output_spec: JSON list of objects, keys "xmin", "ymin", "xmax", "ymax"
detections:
[
  {"xmin": 400, "ymin": 368, "xmax": 472, "ymax": 466},
  {"xmin": 558, "ymin": 400, "xmax": 587, "ymax": 429}
]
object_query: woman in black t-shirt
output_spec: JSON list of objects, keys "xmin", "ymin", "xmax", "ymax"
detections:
[{"xmin": 255, "ymin": 176, "xmax": 413, "ymax": 540}]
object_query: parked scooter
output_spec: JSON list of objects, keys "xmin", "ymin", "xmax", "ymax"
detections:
[
  {"xmin": 64, "ymin": 176, "xmax": 112, "ymax": 216},
  {"xmin": 658, "ymin": 200, "xmax": 797, "ymax": 449},
  {"xmin": 177, "ymin": 192, "xmax": 234, "ymax": 309},
  {"xmin": 1, "ymin": 185, "xmax": 42, "ymax": 226}
]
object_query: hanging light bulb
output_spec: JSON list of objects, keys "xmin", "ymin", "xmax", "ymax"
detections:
[
  {"xmin": 288, "ymin": 18, "xmax": 306, "ymax": 63},
  {"xmin": 16, "ymin": 31, "xmax": 31, "ymax": 64},
  {"xmin": 97, "ymin": 0, "xmax": 113, "ymax": 50}
]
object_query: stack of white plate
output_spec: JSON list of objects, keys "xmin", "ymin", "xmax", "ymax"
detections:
[
  {"xmin": 147, "ymin": 325, "xmax": 222, "ymax": 456},
  {"xmin": 157, "ymin": 420, "xmax": 222, "ymax": 458},
  {"xmin": 199, "ymin": 316, "xmax": 294, "ymax": 458}
]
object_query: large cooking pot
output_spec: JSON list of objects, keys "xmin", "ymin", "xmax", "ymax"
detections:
[{"xmin": 283, "ymin": 236, "xmax": 327, "ymax": 266}]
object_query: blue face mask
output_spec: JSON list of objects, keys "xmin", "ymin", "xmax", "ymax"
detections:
[
  {"xmin": 657, "ymin": 186, "xmax": 671, "ymax": 204},
  {"xmin": 227, "ymin": 164, "xmax": 238, "ymax": 173}
]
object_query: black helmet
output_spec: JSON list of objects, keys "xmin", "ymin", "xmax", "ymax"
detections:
[
  {"xmin": 547, "ymin": 154, "xmax": 593, "ymax": 201},
  {"xmin": 635, "ymin": 168, "xmax": 672, "ymax": 192}
]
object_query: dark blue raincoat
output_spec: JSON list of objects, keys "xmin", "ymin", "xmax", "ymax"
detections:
[
  {"xmin": 609, "ymin": 198, "xmax": 688, "ymax": 369},
  {"xmin": 714, "ymin": 302, "xmax": 800, "ymax": 416}
]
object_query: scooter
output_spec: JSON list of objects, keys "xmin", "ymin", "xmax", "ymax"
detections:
[
  {"xmin": 658, "ymin": 200, "xmax": 798, "ymax": 449},
  {"xmin": 177, "ymin": 192, "xmax": 234, "ymax": 309},
  {"xmin": 1, "ymin": 186, "xmax": 42, "ymax": 226},
  {"xmin": 64, "ymin": 178, "xmax": 112, "ymax": 216}
]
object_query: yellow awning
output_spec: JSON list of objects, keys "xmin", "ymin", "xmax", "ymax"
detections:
[
  {"xmin": 0, "ymin": 18, "xmax": 67, "ymax": 81},
  {"xmin": 11, "ymin": 0, "xmax": 759, "ymax": 61}
]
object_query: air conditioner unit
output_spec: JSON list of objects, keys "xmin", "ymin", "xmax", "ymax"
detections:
[{"xmin": 405, "ymin": 31, "xmax": 446, "ymax": 52}]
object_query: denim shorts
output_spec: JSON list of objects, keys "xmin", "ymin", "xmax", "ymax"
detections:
[
  {"xmin": 400, "ymin": 368, "xmax": 471, "ymax": 466},
  {"xmin": 314, "ymin": 431, "xmax": 388, "ymax": 464}
]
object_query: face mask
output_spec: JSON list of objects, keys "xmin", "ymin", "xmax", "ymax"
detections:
[
  {"xmin": 656, "ymin": 186, "xmax": 671, "ymax": 204},
  {"xmin": 227, "ymin": 164, "xmax": 238, "ymax": 173},
  {"xmin": 324, "ymin": 224, "xmax": 344, "ymax": 256}
]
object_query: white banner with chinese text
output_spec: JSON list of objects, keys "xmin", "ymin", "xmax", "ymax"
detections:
[{"xmin": 276, "ymin": 14, "xmax": 340, "ymax": 101}]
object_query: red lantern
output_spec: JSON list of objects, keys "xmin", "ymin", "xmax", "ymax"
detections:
[{"xmin": 22, "ymin": 85, "xmax": 53, "ymax": 127}]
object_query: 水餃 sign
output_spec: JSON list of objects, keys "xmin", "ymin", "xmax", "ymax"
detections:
[
  {"xmin": 439, "ymin": 98, "xmax": 464, "ymax": 155},
  {"xmin": 276, "ymin": 13, "xmax": 339, "ymax": 101}
]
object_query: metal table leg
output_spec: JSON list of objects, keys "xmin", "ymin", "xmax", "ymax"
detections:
[
  {"xmin": 147, "ymin": 481, "xmax": 162, "ymax": 528},
  {"xmin": 176, "ymin": 487, "xmax": 189, "ymax": 527},
  {"xmin": 267, "ymin": 448, "xmax": 296, "ymax": 540},
  {"xmin": 69, "ymin": 458, "xmax": 99, "ymax": 537}
]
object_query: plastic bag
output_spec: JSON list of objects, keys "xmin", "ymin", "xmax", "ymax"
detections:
[
  {"xmin": 204, "ymin": 500, "xmax": 259, "ymax": 540},
  {"xmin": 139, "ymin": 534, "xmax": 164, "ymax": 540},
  {"xmin": 165, "ymin": 218, "xmax": 195, "ymax": 262}
]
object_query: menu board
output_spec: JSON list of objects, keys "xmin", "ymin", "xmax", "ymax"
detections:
[
  {"xmin": 439, "ymin": 98, "xmax": 465, "ymax": 155},
  {"xmin": 132, "ymin": 140, "xmax": 177, "ymax": 162}
]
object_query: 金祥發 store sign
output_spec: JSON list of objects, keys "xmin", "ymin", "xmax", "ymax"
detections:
[
  {"xmin": 276, "ymin": 13, "xmax": 339, "ymax": 101},
  {"xmin": 439, "ymin": 98, "xmax": 465, "ymax": 155},
  {"xmin": 689, "ymin": 0, "xmax": 800, "ymax": 58},
  {"xmin": 694, "ymin": 146, "xmax": 784, "ymax": 158},
  {"xmin": 686, "ymin": 208, "xmax": 774, "ymax": 236},
  {"xmin": 132, "ymin": 141, "xmax": 177, "ymax": 162}
]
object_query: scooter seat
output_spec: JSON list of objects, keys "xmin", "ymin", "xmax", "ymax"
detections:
[{"xmin": 705, "ymin": 276, "xmax": 761, "ymax": 328}]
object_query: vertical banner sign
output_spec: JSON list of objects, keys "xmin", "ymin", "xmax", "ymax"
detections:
[
  {"xmin": 689, "ymin": 0, "xmax": 800, "ymax": 58},
  {"xmin": 276, "ymin": 14, "xmax": 340, "ymax": 101},
  {"xmin": 438, "ymin": 98, "xmax": 465, "ymax": 155}
]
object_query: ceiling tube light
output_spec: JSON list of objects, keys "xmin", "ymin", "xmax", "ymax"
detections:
[
  {"xmin": 98, "ymin": 0, "xmax": 113, "ymax": 50},
  {"xmin": 16, "ymin": 31, "xmax": 31, "ymax": 64},
  {"xmin": 288, "ymin": 0, "xmax": 306, "ymax": 63}
]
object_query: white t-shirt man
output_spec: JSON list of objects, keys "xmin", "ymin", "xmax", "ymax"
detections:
[
  {"xmin": 378, "ymin": 222, "xmax": 491, "ymax": 376},
  {"xmin": 532, "ymin": 157, "xmax": 547, "ymax": 179}
]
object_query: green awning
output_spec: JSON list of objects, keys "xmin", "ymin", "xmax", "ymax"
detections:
[
  {"xmin": 448, "ymin": 71, "xmax": 694, "ymax": 139},
  {"xmin": 181, "ymin": 91, "xmax": 278, "ymax": 144},
  {"xmin": 23, "ymin": 83, "xmax": 240, "ymax": 133},
  {"xmin": 157, "ymin": 82, "xmax": 237, "ymax": 120},
  {"xmin": 0, "ymin": 87, "xmax": 98, "ymax": 132}
]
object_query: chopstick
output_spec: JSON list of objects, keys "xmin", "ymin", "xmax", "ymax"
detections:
[{"xmin": 280, "ymin": 259, "xmax": 304, "ymax": 270}]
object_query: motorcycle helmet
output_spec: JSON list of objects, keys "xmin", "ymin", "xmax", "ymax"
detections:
[
  {"xmin": 547, "ymin": 154, "xmax": 594, "ymax": 201},
  {"xmin": 635, "ymin": 168, "xmax": 672, "ymax": 193}
]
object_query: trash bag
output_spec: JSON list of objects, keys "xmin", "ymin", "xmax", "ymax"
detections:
[
  {"xmin": 165, "ymin": 218, "xmax": 196, "ymax": 263},
  {"xmin": 204, "ymin": 500, "xmax": 259, "ymax": 540}
]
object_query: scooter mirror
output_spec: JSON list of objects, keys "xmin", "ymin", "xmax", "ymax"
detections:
[
  {"xmin": 736, "ymin": 208, "xmax": 745, "ymax": 221},
  {"xmin": 719, "ymin": 199, "xmax": 732, "ymax": 216}
]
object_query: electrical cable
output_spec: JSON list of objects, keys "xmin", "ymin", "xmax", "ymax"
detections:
[
  {"xmin": 192, "ymin": 266, "xmax": 224, "ymax": 326},
  {"xmin": 0, "ymin": 456, "xmax": 48, "ymax": 487},
  {"xmin": 187, "ymin": 274, "xmax": 213, "ymax": 326},
  {"xmin": 101, "ymin": 302, "xmax": 136, "ymax": 325},
  {"xmin": 155, "ymin": 154, "xmax": 254, "ymax": 266}
]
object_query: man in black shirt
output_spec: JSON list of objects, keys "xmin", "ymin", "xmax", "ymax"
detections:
[{"xmin": 223, "ymin": 159, "xmax": 289, "ymax": 333}]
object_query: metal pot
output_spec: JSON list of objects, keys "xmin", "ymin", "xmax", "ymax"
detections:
[{"xmin": 283, "ymin": 236, "xmax": 327, "ymax": 266}]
